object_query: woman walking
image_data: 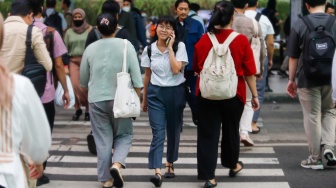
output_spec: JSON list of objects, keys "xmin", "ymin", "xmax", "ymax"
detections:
[
  {"xmin": 0, "ymin": 13, "xmax": 51, "ymax": 188},
  {"xmin": 64, "ymin": 8, "xmax": 92, "ymax": 121},
  {"xmin": 80, "ymin": 13, "xmax": 142, "ymax": 188},
  {"xmin": 193, "ymin": 1, "xmax": 259, "ymax": 187},
  {"xmin": 141, "ymin": 15, "xmax": 188, "ymax": 187}
]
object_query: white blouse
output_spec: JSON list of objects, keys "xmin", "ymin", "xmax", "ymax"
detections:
[
  {"xmin": 141, "ymin": 41, "xmax": 188, "ymax": 87},
  {"xmin": 0, "ymin": 74, "xmax": 51, "ymax": 188}
]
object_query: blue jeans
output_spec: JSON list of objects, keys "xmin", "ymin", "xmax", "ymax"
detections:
[
  {"xmin": 147, "ymin": 83, "xmax": 185, "ymax": 169},
  {"xmin": 89, "ymin": 101, "xmax": 133, "ymax": 182},
  {"xmin": 253, "ymin": 57, "xmax": 268, "ymax": 122}
]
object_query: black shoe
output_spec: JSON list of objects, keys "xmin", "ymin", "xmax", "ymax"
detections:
[
  {"xmin": 72, "ymin": 109, "xmax": 82, "ymax": 121},
  {"xmin": 150, "ymin": 173, "xmax": 162, "ymax": 187},
  {"xmin": 204, "ymin": 180, "xmax": 217, "ymax": 188},
  {"xmin": 268, "ymin": 70, "xmax": 275, "ymax": 76},
  {"xmin": 84, "ymin": 112, "xmax": 90, "ymax": 121},
  {"xmin": 110, "ymin": 167, "xmax": 124, "ymax": 188},
  {"xmin": 229, "ymin": 161, "xmax": 244, "ymax": 177},
  {"xmin": 265, "ymin": 87, "xmax": 273, "ymax": 92},
  {"xmin": 278, "ymin": 70, "xmax": 289, "ymax": 78},
  {"xmin": 164, "ymin": 164, "xmax": 175, "ymax": 178},
  {"xmin": 36, "ymin": 174, "xmax": 50, "ymax": 186}
]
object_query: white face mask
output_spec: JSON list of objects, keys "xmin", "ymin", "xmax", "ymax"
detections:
[{"xmin": 122, "ymin": 6, "xmax": 131, "ymax": 12}]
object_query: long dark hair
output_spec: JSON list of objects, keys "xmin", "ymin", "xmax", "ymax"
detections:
[
  {"xmin": 150, "ymin": 15, "xmax": 179, "ymax": 53},
  {"xmin": 207, "ymin": 1, "xmax": 234, "ymax": 34}
]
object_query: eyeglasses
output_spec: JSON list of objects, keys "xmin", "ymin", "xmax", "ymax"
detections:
[{"xmin": 157, "ymin": 24, "xmax": 173, "ymax": 31}]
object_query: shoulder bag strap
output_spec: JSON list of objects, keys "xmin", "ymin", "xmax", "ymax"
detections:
[
  {"xmin": 25, "ymin": 25, "xmax": 34, "ymax": 66},
  {"xmin": 255, "ymin": 12, "xmax": 262, "ymax": 22},
  {"xmin": 122, "ymin": 39, "xmax": 127, "ymax": 73}
]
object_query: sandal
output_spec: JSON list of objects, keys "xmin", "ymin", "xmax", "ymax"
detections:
[
  {"xmin": 229, "ymin": 161, "xmax": 244, "ymax": 177},
  {"xmin": 164, "ymin": 164, "xmax": 175, "ymax": 178},
  {"xmin": 204, "ymin": 180, "xmax": 217, "ymax": 188},
  {"xmin": 251, "ymin": 126, "xmax": 261, "ymax": 134},
  {"xmin": 72, "ymin": 109, "xmax": 82, "ymax": 121},
  {"xmin": 150, "ymin": 173, "xmax": 162, "ymax": 187}
]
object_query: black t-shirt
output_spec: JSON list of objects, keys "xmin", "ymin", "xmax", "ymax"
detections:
[
  {"xmin": 286, "ymin": 13, "xmax": 336, "ymax": 88},
  {"xmin": 85, "ymin": 26, "xmax": 131, "ymax": 49}
]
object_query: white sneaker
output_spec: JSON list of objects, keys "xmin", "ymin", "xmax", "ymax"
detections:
[
  {"xmin": 324, "ymin": 147, "xmax": 336, "ymax": 166},
  {"xmin": 102, "ymin": 179, "xmax": 113, "ymax": 188},
  {"xmin": 240, "ymin": 134, "xmax": 254, "ymax": 146}
]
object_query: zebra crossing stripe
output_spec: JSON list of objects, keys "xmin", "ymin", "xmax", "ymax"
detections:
[
  {"xmin": 40, "ymin": 181, "xmax": 290, "ymax": 188},
  {"xmin": 50, "ymin": 145, "xmax": 275, "ymax": 154}
]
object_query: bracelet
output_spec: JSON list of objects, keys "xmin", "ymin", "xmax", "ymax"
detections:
[{"xmin": 252, "ymin": 95, "xmax": 258, "ymax": 98}]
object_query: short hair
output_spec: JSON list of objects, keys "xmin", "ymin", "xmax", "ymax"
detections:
[
  {"xmin": 325, "ymin": 2, "xmax": 335, "ymax": 11},
  {"xmin": 304, "ymin": 0, "xmax": 327, "ymax": 7},
  {"xmin": 97, "ymin": 13, "xmax": 118, "ymax": 36},
  {"xmin": 231, "ymin": 0, "xmax": 249, "ymax": 9},
  {"xmin": 123, "ymin": 0, "xmax": 132, "ymax": 3},
  {"xmin": 190, "ymin": 3, "xmax": 200, "ymax": 12},
  {"xmin": 102, "ymin": 0, "xmax": 120, "ymax": 17},
  {"xmin": 10, "ymin": 0, "xmax": 32, "ymax": 16},
  {"xmin": 63, "ymin": 0, "xmax": 71, "ymax": 7},
  {"xmin": 46, "ymin": 0, "xmax": 56, "ymax": 8},
  {"xmin": 248, "ymin": 0, "xmax": 258, "ymax": 8},
  {"xmin": 174, "ymin": 0, "xmax": 190, "ymax": 9},
  {"xmin": 208, "ymin": 1, "xmax": 234, "ymax": 34},
  {"xmin": 30, "ymin": 0, "xmax": 44, "ymax": 16}
]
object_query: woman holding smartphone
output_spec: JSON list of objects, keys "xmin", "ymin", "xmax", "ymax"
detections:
[{"xmin": 141, "ymin": 15, "xmax": 188, "ymax": 187}]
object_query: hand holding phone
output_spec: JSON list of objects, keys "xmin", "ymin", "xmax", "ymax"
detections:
[{"xmin": 166, "ymin": 37, "xmax": 171, "ymax": 47}]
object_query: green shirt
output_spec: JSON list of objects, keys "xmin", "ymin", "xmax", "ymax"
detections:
[
  {"xmin": 80, "ymin": 38, "xmax": 143, "ymax": 103},
  {"xmin": 64, "ymin": 28, "xmax": 89, "ymax": 56}
]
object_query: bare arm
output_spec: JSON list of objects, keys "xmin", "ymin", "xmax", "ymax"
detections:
[
  {"xmin": 286, "ymin": 57, "xmax": 299, "ymax": 98},
  {"xmin": 142, "ymin": 68, "xmax": 152, "ymax": 112},
  {"xmin": 266, "ymin": 34, "xmax": 274, "ymax": 69},
  {"xmin": 54, "ymin": 56, "xmax": 70, "ymax": 109}
]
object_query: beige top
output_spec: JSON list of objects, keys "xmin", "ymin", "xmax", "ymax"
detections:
[
  {"xmin": 0, "ymin": 16, "xmax": 52, "ymax": 73},
  {"xmin": 232, "ymin": 12, "xmax": 262, "ymax": 43}
]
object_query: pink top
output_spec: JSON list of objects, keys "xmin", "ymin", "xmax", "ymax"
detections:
[{"xmin": 33, "ymin": 18, "xmax": 68, "ymax": 104}]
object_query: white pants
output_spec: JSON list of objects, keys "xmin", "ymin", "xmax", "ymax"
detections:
[{"xmin": 240, "ymin": 82, "xmax": 253, "ymax": 133}]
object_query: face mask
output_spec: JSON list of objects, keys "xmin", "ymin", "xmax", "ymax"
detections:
[
  {"xmin": 122, "ymin": 6, "xmax": 131, "ymax": 12},
  {"xmin": 73, "ymin": 20, "xmax": 84, "ymax": 27}
]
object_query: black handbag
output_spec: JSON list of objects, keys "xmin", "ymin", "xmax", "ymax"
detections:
[{"xmin": 87, "ymin": 131, "xmax": 97, "ymax": 155}]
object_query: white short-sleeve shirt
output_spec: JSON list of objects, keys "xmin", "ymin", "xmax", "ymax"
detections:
[
  {"xmin": 245, "ymin": 10, "xmax": 275, "ymax": 40},
  {"xmin": 141, "ymin": 41, "xmax": 188, "ymax": 87}
]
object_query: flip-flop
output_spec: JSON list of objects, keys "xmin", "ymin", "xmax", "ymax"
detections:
[
  {"xmin": 229, "ymin": 161, "xmax": 244, "ymax": 177},
  {"xmin": 251, "ymin": 126, "xmax": 261, "ymax": 134}
]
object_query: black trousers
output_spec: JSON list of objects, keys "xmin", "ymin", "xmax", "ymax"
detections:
[
  {"xmin": 196, "ymin": 95, "xmax": 244, "ymax": 180},
  {"xmin": 43, "ymin": 100, "xmax": 55, "ymax": 170}
]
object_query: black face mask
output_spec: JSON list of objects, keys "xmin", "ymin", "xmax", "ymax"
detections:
[{"xmin": 73, "ymin": 20, "xmax": 84, "ymax": 27}]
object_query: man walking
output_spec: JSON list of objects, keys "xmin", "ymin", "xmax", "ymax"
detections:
[{"xmin": 287, "ymin": 0, "xmax": 336, "ymax": 169}]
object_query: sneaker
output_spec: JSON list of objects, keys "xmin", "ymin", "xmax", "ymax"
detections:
[
  {"xmin": 323, "ymin": 146, "xmax": 336, "ymax": 166},
  {"xmin": 36, "ymin": 174, "xmax": 50, "ymax": 186},
  {"xmin": 240, "ymin": 135, "xmax": 254, "ymax": 146},
  {"xmin": 301, "ymin": 157, "xmax": 324, "ymax": 170},
  {"xmin": 110, "ymin": 167, "xmax": 124, "ymax": 188},
  {"xmin": 102, "ymin": 179, "xmax": 113, "ymax": 188}
]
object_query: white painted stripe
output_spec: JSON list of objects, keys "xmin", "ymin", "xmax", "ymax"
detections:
[
  {"xmin": 48, "ymin": 156, "xmax": 279, "ymax": 164},
  {"xmin": 45, "ymin": 167, "xmax": 284, "ymax": 177},
  {"xmin": 50, "ymin": 145, "xmax": 275, "ymax": 154},
  {"xmin": 40, "ymin": 181, "xmax": 290, "ymax": 188}
]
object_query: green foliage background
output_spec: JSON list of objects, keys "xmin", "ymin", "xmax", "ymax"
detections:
[{"xmin": 0, "ymin": 0, "xmax": 290, "ymax": 25}]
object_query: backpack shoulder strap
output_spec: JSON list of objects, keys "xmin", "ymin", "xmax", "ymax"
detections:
[
  {"xmin": 223, "ymin": 32, "xmax": 240, "ymax": 47},
  {"xmin": 207, "ymin": 32, "xmax": 220, "ymax": 47},
  {"xmin": 189, "ymin": 13, "xmax": 197, "ymax": 18},
  {"xmin": 93, "ymin": 26, "xmax": 102, "ymax": 40},
  {"xmin": 45, "ymin": 26, "xmax": 55, "ymax": 53},
  {"xmin": 325, "ymin": 15, "xmax": 336, "ymax": 31},
  {"xmin": 300, "ymin": 15, "xmax": 315, "ymax": 32},
  {"xmin": 251, "ymin": 18, "xmax": 259, "ymax": 36},
  {"xmin": 147, "ymin": 44, "xmax": 152, "ymax": 62},
  {"xmin": 255, "ymin": 12, "xmax": 262, "ymax": 22}
]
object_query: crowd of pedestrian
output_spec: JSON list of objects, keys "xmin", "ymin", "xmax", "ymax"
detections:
[{"xmin": 0, "ymin": 0, "xmax": 335, "ymax": 188}]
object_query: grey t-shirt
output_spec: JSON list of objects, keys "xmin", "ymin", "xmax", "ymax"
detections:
[{"xmin": 286, "ymin": 13, "xmax": 336, "ymax": 88}]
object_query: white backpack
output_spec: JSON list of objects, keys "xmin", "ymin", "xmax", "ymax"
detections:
[
  {"xmin": 251, "ymin": 18, "xmax": 265, "ymax": 76},
  {"xmin": 200, "ymin": 32, "xmax": 239, "ymax": 100}
]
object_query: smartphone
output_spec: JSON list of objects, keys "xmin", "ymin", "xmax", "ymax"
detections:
[{"xmin": 166, "ymin": 37, "xmax": 171, "ymax": 47}]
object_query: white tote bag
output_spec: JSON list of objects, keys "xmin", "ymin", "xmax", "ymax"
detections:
[
  {"xmin": 55, "ymin": 75, "xmax": 75, "ymax": 108},
  {"xmin": 113, "ymin": 40, "xmax": 141, "ymax": 118}
]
